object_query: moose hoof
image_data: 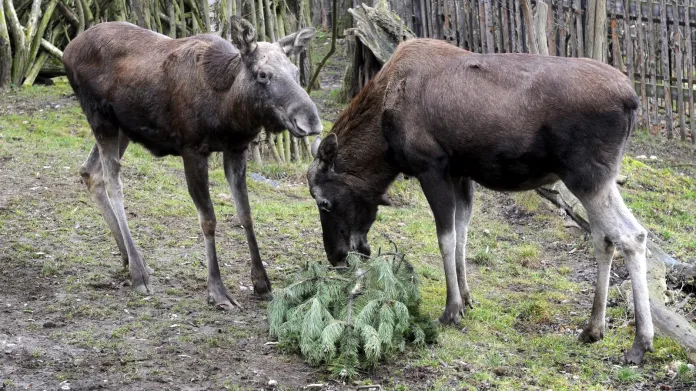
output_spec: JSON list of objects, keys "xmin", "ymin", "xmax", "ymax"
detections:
[
  {"xmin": 461, "ymin": 292, "xmax": 475, "ymax": 310},
  {"xmin": 624, "ymin": 335, "xmax": 653, "ymax": 365},
  {"xmin": 253, "ymin": 283, "xmax": 273, "ymax": 301},
  {"xmin": 578, "ymin": 327, "xmax": 604, "ymax": 344},
  {"xmin": 624, "ymin": 346, "xmax": 646, "ymax": 365},
  {"xmin": 438, "ymin": 305, "xmax": 463, "ymax": 325},
  {"xmin": 132, "ymin": 279, "xmax": 153, "ymax": 295},
  {"xmin": 208, "ymin": 285, "xmax": 242, "ymax": 311},
  {"xmin": 252, "ymin": 273, "xmax": 273, "ymax": 301}
]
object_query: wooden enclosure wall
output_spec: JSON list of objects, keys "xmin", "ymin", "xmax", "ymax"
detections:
[{"xmin": 384, "ymin": 0, "xmax": 696, "ymax": 142}]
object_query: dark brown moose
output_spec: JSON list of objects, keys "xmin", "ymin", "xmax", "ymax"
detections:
[
  {"xmin": 308, "ymin": 38, "xmax": 653, "ymax": 364},
  {"xmin": 62, "ymin": 18, "xmax": 321, "ymax": 309}
]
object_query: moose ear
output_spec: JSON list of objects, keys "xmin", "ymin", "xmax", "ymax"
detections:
[
  {"xmin": 277, "ymin": 27, "xmax": 316, "ymax": 57},
  {"xmin": 230, "ymin": 16, "xmax": 258, "ymax": 55},
  {"xmin": 200, "ymin": 39, "xmax": 242, "ymax": 91},
  {"xmin": 317, "ymin": 134, "xmax": 338, "ymax": 165}
]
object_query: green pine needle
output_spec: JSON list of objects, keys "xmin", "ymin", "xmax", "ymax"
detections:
[{"xmin": 267, "ymin": 251, "xmax": 437, "ymax": 379}]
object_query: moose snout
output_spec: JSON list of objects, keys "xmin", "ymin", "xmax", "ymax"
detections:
[
  {"xmin": 350, "ymin": 235, "xmax": 371, "ymax": 257},
  {"xmin": 288, "ymin": 104, "xmax": 322, "ymax": 137}
]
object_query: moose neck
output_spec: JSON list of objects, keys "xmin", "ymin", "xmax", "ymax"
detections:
[{"xmin": 332, "ymin": 75, "xmax": 400, "ymax": 196}]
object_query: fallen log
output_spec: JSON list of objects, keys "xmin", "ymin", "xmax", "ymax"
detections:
[{"xmin": 536, "ymin": 180, "xmax": 696, "ymax": 363}]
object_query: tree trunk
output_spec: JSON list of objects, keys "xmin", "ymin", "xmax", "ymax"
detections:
[
  {"xmin": 201, "ymin": 0, "xmax": 210, "ymax": 32},
  {"xmin": 307, "ymin": 0, "xmax": 337, "ymax": 92},
  {"xmin": 168, "ymin": 0, "xmax": 176, "ymax": 37},
  {"xmin": 263, "ymin": 0, "xmax": 275, "ymax": 41},
  {"xmin": 5, "ymin": 0, "xmax": 29, "ymax": 86},
  {"xmin": 22, "ymin": 51, "xmax": 48, "ymax": 87},
  {"xmin": 0, "ymin": 0, "xmax": 12, "ymax": 90}
]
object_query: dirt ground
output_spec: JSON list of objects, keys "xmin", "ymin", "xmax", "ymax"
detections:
[{"xmin": 2, "ymin": 38, "xmax": 696, "ymax": 391}]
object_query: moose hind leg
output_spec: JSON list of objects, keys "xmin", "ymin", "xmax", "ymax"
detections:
[
  {"xmin": 578, "ymin": 183, "xmax": 654, "ymax": 364},
  {"xmin": 80, "ymin": 134, "xmax": 134, "ymax": 269},
  {"xmin": 454, "ymin": 177, "xmax": 475, "ymax": 309},
  {"xmin": 578, "ymin": 226, "xmax": 615, "ymax": 343},
  {"xmin": 92, "ymin": 119, "xmax": 152, "ymax": 294}
]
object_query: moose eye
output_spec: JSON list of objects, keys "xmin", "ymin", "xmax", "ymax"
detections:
[
  {"xmin": 319, "ymin": 199, "xmax": 332, "ymax": 212},
  {"xmin": 257, "ymin": 71, "xmax": 269, "ymax": 84}
]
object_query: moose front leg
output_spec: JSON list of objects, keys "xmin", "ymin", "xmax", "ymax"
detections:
[
  {"xmin": 224, "ymin": 148, "xmax": 273, "ymax": 300},
  {"xmin": 418, "ymin": 170, "xmax": 462, "ymax": 324},
  {"xmin": 182, "ymin": 151, "xmax": 239, "ymax": 310}
]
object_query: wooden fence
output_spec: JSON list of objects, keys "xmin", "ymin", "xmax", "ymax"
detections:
[{"xmin": 380, "ymin": 0, "xmax": 696, "ymax": 142}]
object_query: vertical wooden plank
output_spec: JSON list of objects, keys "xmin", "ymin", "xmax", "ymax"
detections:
[
  {"xmin": 455, "ymin": 0, "xmax": 466, "ymax": 48},
  {"xmin": 547, "ymin": 0, "xmax": 557, "ymax": 55},
  {"xmin": 573, "ymin": 0, "xmax": 583, "ymax": 56},
  {"xmin": 513, "ymin": 0, "xmax": 520, "ymax": 53},
  {"xmin": 661, "ymin": 0, "xmax": 674, "ymax": 139},
  {"xmin": 686, "ymin": 0, "xmax": 695, "ymax": 143},
  {"xmin": 624, "ymin": 0, "xmax": 635, "ymax": 86},
  {"xmin": 648, "ymin": 0, "xmax": 658, "ymax": 133},
  {"xmin": 468, "ymin": 1, "xmax": 476, "ymax": 51},
  {"xmin": 479, "ymin": 0, "xmax": 488, "ymax": 52},
  {"xmin": 558, "ymin": 0, "xmax": 567, "ymax": 56},
  {"xmin": 611, "ymin": 1, "xmax": 620, "ymax": 68},
  {"xmin": 570, "ymin": 0, "xmax": 578, "ymax": 56},
  {"xmin": 522, "ymin": 0, "xmax": 538, "ymax": 53},
  {"xmin": 511, "ymin": 0, "xmax": 519, "ymax": 52},
  {"xmin": 432, "ymin": 0, "xmax": 439, "ymax": 39},
  {"xmin": 420, "ymin": 0, "xmax": 429, "ymax": 38},
  {"xmin": 637, "ymin": 0, "xmax": 649, "ymax": 127},
  {"xmin": 497, "ymin": 0, "xmax": 506, "ymax": 52},
  {"xmin": 674, "ymin": 1, "xmax": 686, "ymax": 140},
  {"xmin": 484, "ymin": 0, "xmax": 496, "ymax": 52},
  {"xmin": 503, "ymin": 0, "xmax": 512, "ymax": 52}
]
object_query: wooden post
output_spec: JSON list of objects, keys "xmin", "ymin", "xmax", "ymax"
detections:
[
  {"xmin": 558, "ymin": 0, "xmax": 567, "ymax": 57},
  {"xmin": 573, "ymin": 0, "xmax": 583, "ymax": 56},
  {"xmin": 546, "ymin": 0, "xmax": 556, "ymax": 56},
  {"xmin": 535, "ymin": 0, "xmax": 549, "ymax": 55},
  {"xmin": 497, "ymin": 0, "xmax": 505, "ymax": 52},
  {"xmin": 421, "ymin": 0, "xmax": 429, "ymax": 38},
  {"xmin": 515, "ymin": 0, "xmax": 523, "ymax": 51},
  {"xmin": 521, "ymin": 0, "xmax": 538, "ymax": 54},
  {"xmin": 479, "ymin": 0, "xmax": 488, "ymax": 52},
  {"xmin": 637, "ymin": 0, "xmax": 648, "ymax": 127},
  {"xmin": 484, "ymin": 0, "xmax": 495, "ymax": 52},
  {"xmin": 673, "ymin": 1, "xmax": 686, "ymax": 141},
  {"xmin": 570, "ymin": 0, "xmax": 578, "ymax": 56},
  {"xmin": 502, "ymin": 0, "xmax": 511, "ymax": 52},
  {"xmin": 610, "ymin": 3, "xmax": 621, "ymax": 68},
  {"xmin": 623, "ymin": 0, "xmax": 634, "ymax": 86},
  {"xmin": 686, "ymin": 0, "xmax": 696, "ymax": 143},
  {"xmin": 648, "ymin": 0, "xmax": 658, "ymax": 134},
  {"xmin": 660, "ymin": 0, "xmax": 674, "ymax": 139}
]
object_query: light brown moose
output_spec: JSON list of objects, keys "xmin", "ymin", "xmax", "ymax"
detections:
[
  {"xmin": 308, "ymin": 38, "xmax": 654, "ymax": 364},
  {"xmin": 62, "ymin": 17, "xmax": 321, "ymax": 309}
]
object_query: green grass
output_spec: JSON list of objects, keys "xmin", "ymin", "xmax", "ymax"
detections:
[{"xmin": 1, "ymin": 82, "xmax": 695, "ymax": 390}]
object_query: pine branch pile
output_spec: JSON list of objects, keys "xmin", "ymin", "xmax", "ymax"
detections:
[{"xmin": 267, "ymin": 251, "xmax": 437, "ymax": 379}]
